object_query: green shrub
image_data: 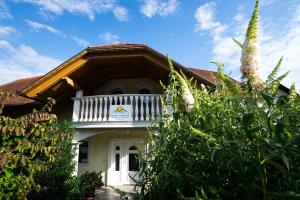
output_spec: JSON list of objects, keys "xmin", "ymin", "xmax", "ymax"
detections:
[
  {"xmin": 136, "ymin": 59, "xmax": 300, "ymax": 200},
  {"xmin": 79, "ymin": 171, "xmax": 103, "ymax": 197},
  {"xmin": 27, "ymin": 123, "xmax": 84, "ymax": 200},
  {"xmin": 136, "ymin": 1, "xmax": 300, "ymax": 199},
  {"xmin": 0, "ymin": 95, "xmax": 74, "ymax": 199}
]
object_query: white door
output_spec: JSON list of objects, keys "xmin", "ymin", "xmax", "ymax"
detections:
[{"xmin": 108, "ymin": 140, "xmax": 144, "ymax": 185}]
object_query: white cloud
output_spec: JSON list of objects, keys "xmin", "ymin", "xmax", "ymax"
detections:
[
  {"xmin": 259, "ymin": 5, "xmax": 300, "ymax": 90},
  {"xmin": 194, "ymin": 2, "xmax": 227, "ymax": 41},
  {"xmin": 0, "ymin": 40, "xmax": 15, "ymax": 51},
  {"xmin": 0, "ymin": 0, "xmax": 12, "ymax": 19},
  {"xmin": 16, "ymin": 0, "xmax": 128, "ymax": 22},
  {"xmin": 25, "ymin": 20, "xmax": 93, "ymax": 47},
  {"xmin": 0, "ymin": 26, "xmax": 16, "ymax": 36},
  {"xmin": 0, "ymin": 40, "xmax": 61, "ymax": 84},
  {"xmin": 25, "ymin": 20, "xmax": 66, "ymax": 37},
  {"xmin": 72, "ymin": 36, "xmax": 90, "ymax": 47},
  {"xmin": 99, "ymin": 32, "xmax": 119, "ymax": 43},
  {"xmin": 140, "ymin": 0, "xmax": 179, "ymax": 18},
  {"xmin": 113, "ymin": 6, "xmax": 129, "ymax": 22},
  {"xmin": 195, "ymin": 1, "xmax": 300, "ymax": 91}
]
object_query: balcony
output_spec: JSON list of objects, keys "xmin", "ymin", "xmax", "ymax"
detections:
[{"xmin": 72, "ymin": 94, "xmax": 163, "ymax": 128}]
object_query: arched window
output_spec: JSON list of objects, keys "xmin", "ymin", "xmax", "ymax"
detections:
[
  {"xmin": 138, "ymin": 88, "xmax": 151, "ymax": 94},
  {"xmin": 129, "ymin": 145, "xmax": 137, "ymax": 150},
  {"xmin": 111, "ymin": 88, "xmax": 124, "ymax": 94}
]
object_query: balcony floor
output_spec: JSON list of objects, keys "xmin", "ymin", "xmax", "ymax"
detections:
[{"xmin": 73, "ymin": 121, "xmax": 152, "ymax": 128}]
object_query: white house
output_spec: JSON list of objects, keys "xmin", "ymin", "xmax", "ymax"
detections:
[{"xmin": 3, "ymin": 43, "xmax": 286, "ymax": 186}]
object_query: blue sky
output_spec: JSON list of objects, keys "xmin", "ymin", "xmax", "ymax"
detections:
[{"xmin": 0, "ymin": 0, "xmax": 299, "ymax": 91}]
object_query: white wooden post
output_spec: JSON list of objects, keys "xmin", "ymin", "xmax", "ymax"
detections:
[{"xmin": 72, "ymin": 90, "xmax": 83, "ymax": 122}]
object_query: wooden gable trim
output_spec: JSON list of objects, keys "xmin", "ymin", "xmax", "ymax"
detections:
[{"xmin": 22, "ymin": 50, "xmax": 87, "ymax": 98}]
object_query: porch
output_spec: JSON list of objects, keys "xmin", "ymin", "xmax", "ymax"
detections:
[
  {"xmin": 72, "ymin": 129, "xmax": 148, "ymax": 186},
  {"xmin": 72, "ymin": 92, "xmax": 163, "ymax": 128}
]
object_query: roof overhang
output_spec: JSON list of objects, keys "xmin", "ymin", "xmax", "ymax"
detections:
[{"xmin": 21, "ymin": 45, "xmax": 216, "ymax": 99}]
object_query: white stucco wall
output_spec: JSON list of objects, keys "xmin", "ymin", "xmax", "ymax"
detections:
[{"xmin": 77, "ymin": 128, "xmax": 149, "ymax": 185}]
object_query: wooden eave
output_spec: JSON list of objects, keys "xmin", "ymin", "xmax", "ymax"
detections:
[
  {"xmin": 21, "ymin": 49, "xmax": 88, "ymax": 98},
  {"xmin": 21, "ymin": 45, "xmax": 216, "ymax": 99}
]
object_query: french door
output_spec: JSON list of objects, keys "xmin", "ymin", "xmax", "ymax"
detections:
[{"xmin": 108, "ymin": 140, "xmax": 144, "ymax": 185}]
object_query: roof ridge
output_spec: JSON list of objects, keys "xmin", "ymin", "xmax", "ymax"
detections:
[{"xmin": 89, "ymin": 43, "xmax": 147, "ymax": 48}]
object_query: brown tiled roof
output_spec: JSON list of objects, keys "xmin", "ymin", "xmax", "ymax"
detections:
[
  {"xmin": 188, "ymin": 68, "xmax": 218, "ymax": 85},
  {"xmin": 0, "ymin": 68, "xmax": 227, "ymax": 106},
  {"xmin": 89, "ymin": 43, "xmax": 147, "ymax": 48},
  {"xmin": 0, "ymin": 76, "xmax": 42, "ymax": 106}
]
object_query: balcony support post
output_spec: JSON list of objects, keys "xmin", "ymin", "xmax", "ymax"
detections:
[{"xmin": 72, "ymin": 90, "xmax": 83, "ymax": 122}]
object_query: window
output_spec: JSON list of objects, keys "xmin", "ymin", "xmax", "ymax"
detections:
[
  {"xmin": 129, "ymin": 153, "xmax": 139, "ymax": 171},
  {"xmin": 138, "ymin": 88, "xmax": 151, "ymax": 94},
  {"xmin": 129, "ymin": 145, "xmax": 139, "ymax": 171},
  {"xmin": 111, "ymin": 88, "xmax": 124, "ymax": 94},
  {"xmin": 129, "ymin": 145, "xmax": 137, "ymax": 150},
  {"xmin": 115, "ymin": 153, "xmax": 120, "ymax": 171},
  {"xmin": 78, "ymin": 141, "xmax": 88, "ymax": 163}
]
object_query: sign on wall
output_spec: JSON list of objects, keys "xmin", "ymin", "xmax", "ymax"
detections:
[{"xmin": 109, "ymin": 105, "xmax": 132, "ymax": 121}]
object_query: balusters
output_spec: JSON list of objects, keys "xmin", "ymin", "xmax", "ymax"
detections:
[
  {"xmin": 155, "ymin": 96, "xmax": 160, "ymax": 118},
  {"xmin": 93, "ymin": 97, "xmax": 98, "ymax": 121},
  {"xmin": 134, "ymin": 96, "xmax": 139, "ymax": 121},
  {"xmin": 80, "ymin": 99, "xmax": 85, "ymax": 121},
  {"xmin": 122, "ymin": 97, "xmax": 127, "ymax": 105},
  {"xmin": 103, "ymin": 97, "xmax": 108, "ymax": 121},
  {"xmin": 150, "ymin": 96, "xmax": 155, "ymax": 119},
  {"xmin": 74, "ymin": 94, "xmax": 163, "ymax": 123},
  {"xmin": 129, "ymin": 96, "xmax": 133, "ymax": 119},
  {"xmin": 88, "ymin": 98, "xmax": 94, "ymax": 121},
  {"xmin": 145, "ymin": 96, "xmax": 149, "ymax": 121},
  {"xmin": 140, "ymin": 96, "xmax": 144, "ymax": 121},
  {"xmin": 108, "ymin": 96, "xmax": 113, "ymax": 120},
  {"xmin": 84, "ymin": 98, "xmax": 89, "ymax": 121}
]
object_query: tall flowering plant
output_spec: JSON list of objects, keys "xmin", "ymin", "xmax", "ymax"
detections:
[{"xmin": 240, "ymin": 0, "xmax": 263, "ymax": 88}]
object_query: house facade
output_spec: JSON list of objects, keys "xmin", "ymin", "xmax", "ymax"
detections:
[{"xmin": 0, "ymin": 43, "xmax": 241, "ymax": 186}]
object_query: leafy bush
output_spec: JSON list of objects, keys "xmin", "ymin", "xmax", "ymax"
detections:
[
  {"xmin": 0, "ymin": 93, "xmax": 74, "ymax": 199},
  {"xmin": 79, "ymin": 171, "xmax": 104, "ymax": 197},
  {"xmin": 136, "ymin": 1, "xmax": 300, "ymax": 199},
  {"xmin": 28, "ymin": 123, "xmax": 84, "ymax": 200},
  {"xmin": 136, "ymin": 59, "xmax": 300, "ymax": 200}
]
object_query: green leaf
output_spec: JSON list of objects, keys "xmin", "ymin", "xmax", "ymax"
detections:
[
  {"xmin": 190, "ymin": 126, "xmax": 216, "ymax": 142},
  {"xmin": 233, "ymin": 38, "xmax": 243, "ymax": 49}
]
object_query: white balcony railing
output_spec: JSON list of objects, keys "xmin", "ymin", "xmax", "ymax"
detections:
[{"xmin": 72, "ymin": 94, "xmax": 162, "ymax": 124}]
